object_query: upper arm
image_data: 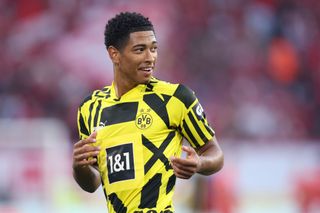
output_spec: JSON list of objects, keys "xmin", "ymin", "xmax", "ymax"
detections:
[{"xmin": 173, "ymin": 84, "xmax": 215, "ymax": 149}]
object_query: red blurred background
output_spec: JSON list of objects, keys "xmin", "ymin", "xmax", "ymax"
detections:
[{"xmin": 1, "ymin": 0, "xmax": 320, "ymax": 212}]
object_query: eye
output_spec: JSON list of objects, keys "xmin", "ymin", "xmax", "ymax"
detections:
[
  {"xmin": 150, "ymin": 46, "xmax": 158, "ymax": 52},
  {"xmin": 134, "ymin": 47, "xmax": 145, "ymax": 53}
]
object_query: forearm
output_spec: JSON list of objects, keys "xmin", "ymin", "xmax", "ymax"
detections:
[
  {"xmin": 196, "ymin": 137, "xmax": 224, "ymax": 175},
  {"xmin": 73, "ymin": 165, "xmax": 101, "ymax": 193}
]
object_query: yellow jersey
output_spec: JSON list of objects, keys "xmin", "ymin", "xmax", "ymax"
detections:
[{"xmin": 77, "ymin": 78, "xmax": 215, "ymax": 213}]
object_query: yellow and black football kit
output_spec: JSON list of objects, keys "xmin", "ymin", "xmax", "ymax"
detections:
[{"xmin": 77, "ymin": 77, "xmax": 215, "ymax": 213}]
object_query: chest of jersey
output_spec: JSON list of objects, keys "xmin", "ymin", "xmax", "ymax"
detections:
[{"xmin": 93, "ymin": 95, "xmax": 182, "ymax": 212}]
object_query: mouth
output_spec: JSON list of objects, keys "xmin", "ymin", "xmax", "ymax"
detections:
[{"xmin": 139, "ymin": 67, "xmax": 154, "ymax": 75}]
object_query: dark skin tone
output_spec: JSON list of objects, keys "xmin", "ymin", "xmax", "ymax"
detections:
[
  {"xmin": 72, "ymin": 131, "xmax": 100, "ymax": 192},
  {"xmin": 72, "ymin": 31, "xmax": 224, "ymax": 192}
]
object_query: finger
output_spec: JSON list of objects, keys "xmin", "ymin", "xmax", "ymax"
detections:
[
  {"xmin": 171, "ymin": 158, "xmax": 197, "ymax": 174},
  {"xmin": 171, "ymin": 163, "xmax": 193, "ymax": 179},
  {"xmin": 73, "ymin": 144, "xmax": 100, "ymax": 157},
  {"xmin": 90, "ymin": 131, "xmax": 97, "ymax": 139},
  {"xmin": 83, "ymin": 133, "xmax": 97, "ymax": 145},
  {"xmin": 77, "ymin": 142, "xmax": 100, "ymax": 152},
  {"xmin": 74, "ymin": 150, "xmax": 100, "ymax": 161},
  {"xmin": 171, "ymin": 157, "xmax": 197, "ymax": 167},
  {"xmin": 182, "ymin": 146, "xmax": 196, "ymax": 157},
  {"xmin": 75, "ymin": 132, "xmax": 98, "ymax": 148},
  {"xmin": 74, "ymin": 138, "xmax": 95, "ymax": 149},
  {"xmin": 75, "ymin": 157, "xmax": 98, "ymax": 167},
  {"xmin": 172, "ymin": 163, "xmax": 197, "ymax": 174}
]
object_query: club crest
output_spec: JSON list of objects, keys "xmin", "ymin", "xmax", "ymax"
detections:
[{"xmin": 135, "ymin": 113, "xmax": 153, "ymax": 129}]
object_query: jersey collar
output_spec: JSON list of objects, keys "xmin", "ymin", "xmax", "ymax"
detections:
[{"xmin": 110, "ymin": 82, "xmax": 148, "ymax": 101}]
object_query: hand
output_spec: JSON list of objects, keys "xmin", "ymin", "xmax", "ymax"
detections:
[
  {"xmin": 73, "ymin": 131, "xmax": 100, "ymax": 168},
  {"xmin": 170, "ymin": 145, "xmax": 200, "ymax": 179}
]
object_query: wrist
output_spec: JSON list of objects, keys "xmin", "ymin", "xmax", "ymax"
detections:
[{"xmin": 196, "ymin": 156, "xmax": 203, "ymax": 173}]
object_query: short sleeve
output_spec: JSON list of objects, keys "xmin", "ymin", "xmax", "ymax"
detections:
[
  {"xmin": 77, "ymin": 106, "xmax": 90, "ymax": 140},
  {"xmin": 173, "ymin": 84, "xmax": 215, "ymax": 149},
  {"xmin": 77, "ymin": 93, "xmax": 96, "ymax": 140}
]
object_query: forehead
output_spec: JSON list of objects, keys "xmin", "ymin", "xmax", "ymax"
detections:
[{"xmin": 127, "ymin": 30, "xmax": 157, "ymax": 46}]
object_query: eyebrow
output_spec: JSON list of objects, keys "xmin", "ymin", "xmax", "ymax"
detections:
[{"xmin": 132, "ymin": 41, "xmax": 157, "ymax": 48}]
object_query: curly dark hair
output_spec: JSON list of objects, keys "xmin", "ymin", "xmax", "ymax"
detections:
[{"xmin": 104, "ymin": 12, "xmax": 154, "ymax": 50}]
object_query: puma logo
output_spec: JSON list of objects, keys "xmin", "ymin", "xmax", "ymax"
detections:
[
  {"xmin": 93, "ymin": 120, "xmax": 107, "ymax": 131},
  {"xmin": 99, "ymin": 120, "xmax": 107, "ymax": 127}
]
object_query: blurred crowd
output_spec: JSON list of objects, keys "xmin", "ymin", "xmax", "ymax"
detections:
[{"xmin": 1, "ymin": 0, "xmax": 320, "ymax": 141}]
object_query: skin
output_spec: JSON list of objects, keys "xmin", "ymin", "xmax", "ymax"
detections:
[
  {"xmin": 170, "ymin": 136, "xmax": 223, "ymax": 179},
  {"xmin": 108, "ymin": 30, "xmax": 158, "ymax": 97},
  {"xmin": 72, "ymin": 30, "xmax": 224, "ymax": 192},
  {"xmin": 72, "ymin": 131, "xmax": 100, "ymax": 192}
]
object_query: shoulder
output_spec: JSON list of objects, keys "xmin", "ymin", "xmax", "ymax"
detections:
[
  {"xmin": 79, "ymin": 85, "xmax": 112, "ymax": 108},
  {"xmin": 172, "ymin": 84, "xmax": 196, "ymax": 108},
  {"xmin": 149, "ymin": 77, "xmax": 179, "ymax": 95},
  {"xmin": 150, "ymin": 77, "xmax": 196, "ymax": 108}
]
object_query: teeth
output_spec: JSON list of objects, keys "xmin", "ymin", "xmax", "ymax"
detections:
[{"xmin": 142, "ymin": 68, "xmax": 152, "ymax": 71}]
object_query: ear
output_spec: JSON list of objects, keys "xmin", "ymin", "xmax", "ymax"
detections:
[{"xmin": 107, "ymin": 46, "xmax": 120, "ymax": 64}]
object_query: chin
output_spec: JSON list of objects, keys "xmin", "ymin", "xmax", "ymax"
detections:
[
  {"xmin": 141, "ymin": 77, "xmax": 152, "ymax": 84},
  {"xmin": 136, "ymin": 73, "xmax": 152, "ymax": 85},
  {"xmin": 141, "ymin": 79, "xmax": 150, "ymax": 85}
]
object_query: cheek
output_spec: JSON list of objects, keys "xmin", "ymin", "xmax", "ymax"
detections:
[{"xmin": 123, "ymin": 56, "xmax": 140, "ymax": 67}]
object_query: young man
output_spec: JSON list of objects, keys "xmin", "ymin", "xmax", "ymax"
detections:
[{"xmin": 72, "ymin": 12, "xmax": 224, "ymax": 213}]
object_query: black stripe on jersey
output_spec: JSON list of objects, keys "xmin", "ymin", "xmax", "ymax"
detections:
[
  {"xmin": 79, "ymin": 94, "xmax": 92, "ymax": 108},
  {"xmin": 143, "ymin": 94, "xmax": 171, "ymax": 128},
  {"xmin": 166, "ymin": 174, "xmax": 176, "ymax": 194},
  {"xmin": 93, "ymin": 100, "xmax": 102, "ymax": 128},
  {"xmin": 139, "ymin": 173, "xmax": 162, "ymax": 208},
  {"xmin": 145, "ymin": 82, "xmax": 154, "ymax": 92},
  {"xmin": 142, "ymin": 132, "xmax": 175, "ymax": 174},
  {"xmin": 101, "ymin": 87, "xmax": 110, "ymax": 92},
  {"xmin": 173, "ymin": 84, "xmax": 196, "ymax": 108},
  {"xmin": 78, "ymin": 112, "xmax": 89, "ymax": 137},
  {"xmin": 100, "ymin": 102, "xmax": 138, "ymax": 125},
  {"xmin": 108, "ymin": 193, "xmax": 127, "ymax": 213},
  {"xmin": 101, "ymin": 88, "xmax": 111, "ymax": 98},
  {"xmin": 188, "ymin": 111, "xmax": 208, "ymax": 142},
  {"xmin": 182, "ymin": 120, "xmax": 201, "ymax": 148},
  {"xmin": 87, "ymin": 101, "xmax": 95, "ymax": 133},
  {"xmin": 205, "ymin": 124, "xmax": 215, "ymax": 137}
]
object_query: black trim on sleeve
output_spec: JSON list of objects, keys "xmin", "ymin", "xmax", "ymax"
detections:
[
  {"xmin": 182, "ymin": 120, "xmax": 201, "ymax": 148},
  {"xmin": 188, "ymin": 111, "xmax": 209, "ymax": 143},
  {"xmin": 173, "ymin": 84, "xmax": 196, "ymax": 108},
  {"xmin": 205, "ymin": 124, "xmax": 215, "ymax": 137},
  {"xmin": 79, "ymin": 94, "xmax": 92, "ymax": 108},
  {"xmin": 78, "ymin": 111, "xmax": 89, "ymax": 137},
  {"xmin": 87, "ymin": 101, "xmax": 95, "ymax": 133},
  {"xmin": 93, "ymin": 100, "xmax": 102, "ymax": 128}
]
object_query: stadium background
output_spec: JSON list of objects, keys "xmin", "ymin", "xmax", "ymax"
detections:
[{"xmin": 1, "ymin": 0, "xmax": 320, "ymax": 212}]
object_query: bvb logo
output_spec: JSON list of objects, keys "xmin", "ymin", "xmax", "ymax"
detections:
[{"xmin": 135, "ymin": 113, "xmax": 153, "ymax": 129}]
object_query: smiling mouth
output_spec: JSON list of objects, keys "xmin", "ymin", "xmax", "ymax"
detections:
[{"xmin": 139, "ymin": 67, "xmax": 153, "ymax": 72}]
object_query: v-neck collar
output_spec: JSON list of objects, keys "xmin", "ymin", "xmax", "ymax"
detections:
[{"xmin": 110, "ymin": 82, "xmax": 147, "ymax": 101}]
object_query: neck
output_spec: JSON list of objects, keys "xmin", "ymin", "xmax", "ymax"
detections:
[{"xmin": 113, "ymin": 77, "xmax": 137, "ymax": 98}]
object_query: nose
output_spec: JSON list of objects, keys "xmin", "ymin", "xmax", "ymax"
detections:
[{"xmin": 145, "ymin": 49, "xmax": 156, "ymax": 63}]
